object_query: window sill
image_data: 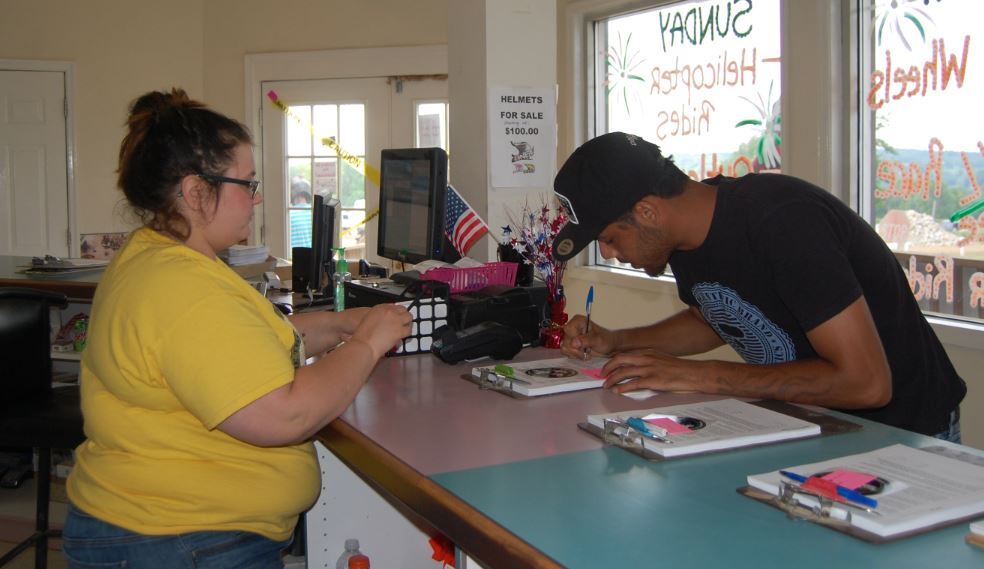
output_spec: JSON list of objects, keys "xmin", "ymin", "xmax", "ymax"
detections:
[
  {"xmin": 566, "ymin": 265, "xmax": 983, "ymax": 353},
  {"xmin": 926, "ymin": 316, "xmax": 984, "ymax": 352},
  {"xmin": 565, "ymin": 264, "xmax": 678, "ymax": 296}
]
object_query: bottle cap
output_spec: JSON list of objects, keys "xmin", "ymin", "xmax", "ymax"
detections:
[
  {"xmin": 335, "ymin": 248, "xmax": 348, "ymax": 272},
  {"xmin": 347, "ymin": 553, "xmax": 370, "ymax": 569},
  {"xmin": 344, "ymin": 538, "xmax": 360, "ymax": 551}
]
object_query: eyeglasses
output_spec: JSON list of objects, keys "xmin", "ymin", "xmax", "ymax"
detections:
[{"xmin": 199, "ymin": 174, "xmax": 261, "ymax": 199}]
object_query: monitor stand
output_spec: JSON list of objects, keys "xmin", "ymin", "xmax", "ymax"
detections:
[{"xmin": 294, "ymin": 292, "xmax": 335, "ymax": 312}]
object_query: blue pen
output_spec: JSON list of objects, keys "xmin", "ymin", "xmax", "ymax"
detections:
[
  {"xmin": 779, "ymin": 470, "xmax": 878, "ymax": 509},
  {"xmin": 582, "ymin": 286, "xmax": 594, "ymax": 358},
  {"xmin": 625, "ymin": 417, "xmax": 672, "ymax": 443}
]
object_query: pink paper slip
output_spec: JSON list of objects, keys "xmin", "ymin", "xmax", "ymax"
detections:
[
  {"xmin": 643, "ymin": 417, "xmax": 692, "ymax": 434},
  {"xmin": 822, "ymin": 469, "xmax": 877, "ymax": 490}
]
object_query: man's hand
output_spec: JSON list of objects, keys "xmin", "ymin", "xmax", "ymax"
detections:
[
  {"xmin": 600, "ymin": 350, "xmax": 701, "ymax": 394},
  {"xmin": 560, "ymin": 314, "xmax": 619, "ymax": 359}
]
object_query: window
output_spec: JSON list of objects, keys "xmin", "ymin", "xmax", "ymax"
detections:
[
  {"xmin": 859, "ymin": 0, "xmax": 983, "ymax": 325},
  {"xmin": 285, "ymin": 103, "xmax": 367, "ymax": 257},
  {"xmin": 589, "ymin": 0, "xmax": 782, "ymax": 270},
  {"xmin": 415, "ymin": 101, "xmax": 449, "ymax": 151}
]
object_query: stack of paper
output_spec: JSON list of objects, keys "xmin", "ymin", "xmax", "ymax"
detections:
[
  {"xmin": 472, "ymin": 356, "xmax": 609, "ymax": 396},
  {"xmin": 587, "ymin": 398, "xmax": 821, "ymax": 458},
  {"xmin": 968, "ymin": 520, "xmax": 984, "ymax": 549},
  {"xmin": 747, "ymin": 444, "xmax": 984, "ymax": 538},
  {"xmin": 21, "ymin": 257, "xmax": 110, "ymax": 274},
  {"xmin": 220, "ymin": 245, "xmax": 269, "ymax": 266}
]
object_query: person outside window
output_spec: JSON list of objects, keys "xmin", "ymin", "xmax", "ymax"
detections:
[{"xmin": 289, "ymin": 178, "xmax": 313, "ymax": 249}]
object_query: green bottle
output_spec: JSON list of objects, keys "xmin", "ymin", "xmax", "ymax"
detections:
[{"xmin": 333, "ymin": 248, "xmax": 351, "ymax": 311}]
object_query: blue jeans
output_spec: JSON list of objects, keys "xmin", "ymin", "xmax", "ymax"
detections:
[
  {"xmin": 62, "ymin": 503, "xmax": 292, "ymax": 569},
  {"xmin": 933, "ymin": 408, "xmax": 962, "ymax": 444}
]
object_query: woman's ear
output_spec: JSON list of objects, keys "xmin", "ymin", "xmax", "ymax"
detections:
[{"xmin": 177, "ymin": 175, "xmax": 210, "ymax": 211}]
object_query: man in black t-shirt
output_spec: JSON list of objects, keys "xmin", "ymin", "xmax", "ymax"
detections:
[{"xmin": 552, "ymin": 132, "xmax": 965, "ymax": 438}]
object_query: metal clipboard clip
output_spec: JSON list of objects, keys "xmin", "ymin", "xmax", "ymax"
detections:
[
  {"xmin": 476, "ymin": 367, "xmax": 526, "ymax": 393},
  {"xmin": 770, "ymin": 480, "xmax": 882, "ymax": 527},
  {"xmin": 601, "ymin": 417, "xmax": 674, "ymax": 451}
]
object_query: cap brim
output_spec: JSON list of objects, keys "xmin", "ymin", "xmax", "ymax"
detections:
[{"xmin": 552, "ymin": 220, "xmax": 597, "ymax": 262}]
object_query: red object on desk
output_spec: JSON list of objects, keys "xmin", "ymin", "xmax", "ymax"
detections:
[{"xmin": 801, "ymin": 476, "xmax": 848, "ymax": 504}]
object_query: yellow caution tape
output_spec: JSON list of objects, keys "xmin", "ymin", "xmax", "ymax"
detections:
[
  {"xmin": 265, "ymin": 90, "xmax": 381, "ymax": 187},
  {"xmin": 267, "ymin": 90, "xmax": 383, "ymax": 238}
]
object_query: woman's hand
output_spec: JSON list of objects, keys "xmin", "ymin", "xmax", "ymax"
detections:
[
  {"xmin": 332, "ymin": 306, "xmax": 371, "ymax": 342},
  {"xmin": 349, "ymin": 303, "xmax": 413, "ymax": 360}
]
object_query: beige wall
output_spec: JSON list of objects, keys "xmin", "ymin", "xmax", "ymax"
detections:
[
  {"xmin": 0, "ymin": 0, "xmax": 447, "ymax": 236},
  {"xmin": 201, "ymin": 0, "xmax": 448, "ymax": 123},
  {"xmin": 0, "ymin": 0, "xmax": 205, "ymax": 235}
]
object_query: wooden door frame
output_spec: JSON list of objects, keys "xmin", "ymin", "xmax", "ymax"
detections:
[
  {"xmin": 0, "ymin": 59, "xmax": 78, "ymax": 256},
  {"xmin": 244, "ymin": 45, "xmax": 448, "ymax": 247}
]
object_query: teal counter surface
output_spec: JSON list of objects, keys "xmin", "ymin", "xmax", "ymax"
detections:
[
  {"xmin": 322, "ymin": 349, "xmax": 984, "ymax": 568},
  {"xmin": 432, "ymin": 418, "xmax": 982, "ymax": 568}
]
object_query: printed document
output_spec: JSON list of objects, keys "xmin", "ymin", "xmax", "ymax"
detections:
[
  {"xmin": 747, "ymin": 444, "xmax": 984, "ymax": 538},
  {"xmin": 587, "ymin": 398, "xmax": 821, "ymax": 458},
  {"xmin": 471, "ymin": 356, "xmax": 608, "ymax": 396}
]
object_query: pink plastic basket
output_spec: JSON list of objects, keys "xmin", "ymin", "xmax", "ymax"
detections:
[{"xmin": 422, "ymin": 261, "xmax": 518, "ymax": 293}]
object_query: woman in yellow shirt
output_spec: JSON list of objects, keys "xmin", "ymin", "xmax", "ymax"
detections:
[{"xmin": 63, "ymin": 88, "xmax": 411, "ymax": 569}]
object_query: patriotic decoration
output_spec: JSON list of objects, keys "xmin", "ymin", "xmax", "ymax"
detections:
[
  {"xmin": 500, "ymin": 202, "xmax": 568, "ymax": 304},
  {"xmin": 501, "ymin": 201, "xmax": 569, "ymax": 348},
  {"xmin": 445, "ymin": 184, "xmax": 489, "ymax": 256}
]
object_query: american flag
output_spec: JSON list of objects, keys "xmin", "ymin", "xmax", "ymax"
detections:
[{"xmin": 444, "ymin": 184, "xmax": 488, "ymax": 256}]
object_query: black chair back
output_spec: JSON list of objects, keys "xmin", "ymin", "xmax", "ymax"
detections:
[{"xmin": 0, "ymin": 288, "xmax": 68, "ymax": 403}]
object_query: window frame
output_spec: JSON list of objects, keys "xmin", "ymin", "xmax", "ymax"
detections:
[{"xmin": 563, "ymin": 0, "xmax": 983, "ymax": 346}]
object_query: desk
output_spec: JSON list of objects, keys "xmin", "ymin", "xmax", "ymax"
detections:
[
  {"xmin": 314, "ymin": 348, "xmax": 984, "ymax": 568},
  {"xmin": 0, "ymin": 256, "xmax": 103, "ymax": 300}
]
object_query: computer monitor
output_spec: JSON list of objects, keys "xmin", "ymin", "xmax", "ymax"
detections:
[
  {"xmin": 309, "ymin": 194, "xmax": 340, "ymax": 296},
  {"xmin": 376, "ymin": 147, "xmax": 458, "ymax": 265}
]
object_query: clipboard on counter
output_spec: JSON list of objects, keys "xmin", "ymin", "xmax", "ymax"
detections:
[
  {"xmin": 577, "ymin": 399, "xmax": 861, "ymax": 461},
  {"xmin": 740, "ymin": 444, "xmax": 984, "ymax": 543},
  {"xmin": 463, "ymin": 356, "xmax": 609, "ymax": 399}
]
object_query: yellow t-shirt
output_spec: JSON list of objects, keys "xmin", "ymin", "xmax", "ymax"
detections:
[{"xmin": 67, "ymin": 228, "xmax": 319, "ymax": 541}]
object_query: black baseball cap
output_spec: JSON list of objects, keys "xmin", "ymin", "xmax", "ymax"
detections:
[{"xmin": 552, "ymin": 132, "xmax": 675, "ymax": 262}]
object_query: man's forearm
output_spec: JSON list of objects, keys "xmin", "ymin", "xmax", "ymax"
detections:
[
  {"xmin": 688, "ymin": 357, "xmax": 888, "ymax": 409},
  {"xmin": 616, "ymin": 308, "xmax": 724, "ymax": 356}
]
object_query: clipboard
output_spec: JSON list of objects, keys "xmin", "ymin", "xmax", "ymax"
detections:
[
  {"xmin": 740, "ymin": 444, "xmax": 984, "ymax": 543},
  {"xmin": 576, "ymin": 400, "xmax": 862, "ymax": 461},
  {"xmin": 737, "ymin": 484, "xmax": 984, "ymax": 544},
  {"xmin": 460, "ymin": 370, "xmax": 535, "ymax": 400},
  {"xmin": 463, "ymin": 356, "xmax": 609, "ymax": 398}
]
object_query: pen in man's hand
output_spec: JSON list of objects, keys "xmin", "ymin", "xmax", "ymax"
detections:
[{"xmin": 582, "ymin": 286, "xmax": 594, "ymax": 359}]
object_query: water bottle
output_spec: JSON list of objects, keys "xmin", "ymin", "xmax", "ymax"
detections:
[
  {"xmin": 333, "ymin": 247, "xmax": 351, "ymax": 311},
  {"xmin": 335, "ymin": 538, "xmax": 361, "ymax": 569},
  {"xmin": 347, "ymin": 553, "xmax": 370, "ymax": 569}
]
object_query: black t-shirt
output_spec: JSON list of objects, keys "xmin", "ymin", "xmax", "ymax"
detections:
[{"xmin": 669, "ymin": 173, "xmax": 965, "ymax": 435}]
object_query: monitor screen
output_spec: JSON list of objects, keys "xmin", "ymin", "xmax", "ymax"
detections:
[
  {"xmin": 310, "ymin": 194, "xmax": 340, "ymax": 295},
  {"xmin": 377, "ymin": 147, "xmax": 455, "ymax": 265}
]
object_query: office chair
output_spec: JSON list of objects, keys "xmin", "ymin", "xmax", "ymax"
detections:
[{"xmin": 0, "ymin": 288, "xmax": 85, "ymax": 569}]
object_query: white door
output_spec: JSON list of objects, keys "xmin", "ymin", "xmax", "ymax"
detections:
[
  {"xmin": 259, "ymin": 77, "xmax": 448, "ymax": 262},
  {"xmin": 0, "ymin": 69, "xmax": 70, "ymax": 257},
  {"xmin": 261, "ymin": 78, "xmax": 389, "ymax": 262}
]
